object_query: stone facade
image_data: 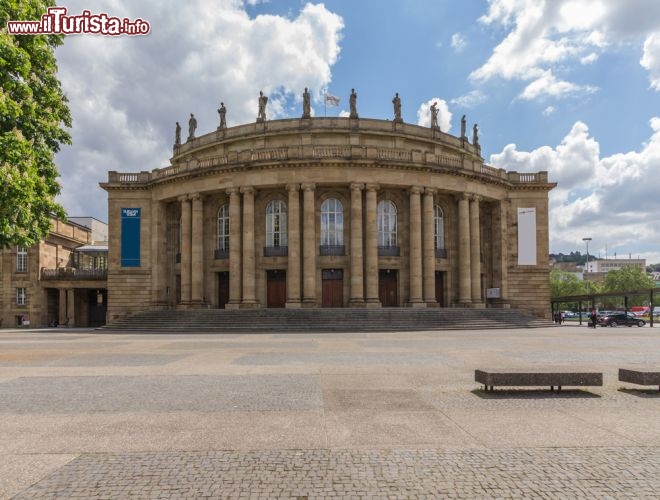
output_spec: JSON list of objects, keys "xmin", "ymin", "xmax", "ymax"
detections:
[
  {"xmin": 101, "ymin": 117, "xmax": 555, "ymax": 322},
  {"xmin": 0, "ymin": 218, "xmax": 108, "ymax": 328}
]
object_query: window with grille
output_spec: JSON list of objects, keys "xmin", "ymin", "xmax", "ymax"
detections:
[
  {"xmin": 217, "ymin": 204, "xmax": 229, "ymax": 251},
  {"xmin": 16, "ymin": 247, "xmax": 27, "ymax": 272},
  {"xmin": 377, "ymin": 200, "xmax": 397, "ymax": 247},
  {"xmin": 266, "ymin": 200, "xmax": 288, "ymax": 247},
  {"xmin": 16, "ymin": 287, "xmax": 26, "ymax": 305},
  {"xmin": 320, "ymin": 198, "xmax": 344, "ymax": 246}
]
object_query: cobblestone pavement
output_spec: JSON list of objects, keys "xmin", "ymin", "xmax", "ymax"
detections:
[
  {"xmin": 2, "ymin": 326, "xmax": 660, "ymax": 498},
  {"xmin": 14, "ymin": 447, "xmax": 660, "ymax": 499}
]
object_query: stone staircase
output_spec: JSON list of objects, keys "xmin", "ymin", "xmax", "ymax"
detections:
[{"xmin": 102, "ymin": 308, "xmax": 552, "ymax": 333}]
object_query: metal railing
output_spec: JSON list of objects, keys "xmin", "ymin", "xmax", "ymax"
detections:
[{"xmin": 41, "ymin": 268, "xmax": 107, "ymax": 280}]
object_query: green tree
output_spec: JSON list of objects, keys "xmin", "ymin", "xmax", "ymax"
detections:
[
  {"xmin": 0, "ymin": 1, "xmax": 71, "ymax": 248},
  {"xmin": 550, "ymin": 270, "xmax": 590, "ymax": 297},
  {"xmin": 602, "ymin": 266, "xmax": 655, "ymax": 292}
]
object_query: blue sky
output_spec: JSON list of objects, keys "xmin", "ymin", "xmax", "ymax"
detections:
[{"xmin": 51, "ymin": 0, "xmax": 660, "ymax": 263}]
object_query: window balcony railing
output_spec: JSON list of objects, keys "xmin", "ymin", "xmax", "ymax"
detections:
[
  {"xmin": 264, "ymin": 246, "xmax": 288, "ymax": 257},
  {"xmin": 378, "ymin": 246, "xmax": 400, "ymax": 257},
  {"xmin": 214, "ymin": 248, "xmax": 229, "ymax": 260},
  {"xmin": 41, "ymin": 267, "xmax": 107, "ymax": 280},
  {"xmin": 319, "ymin": 245, "xmax": 345, "ymax": 256},
  {"xmin": 435, "ymin": 248, "xmax": 447, "ymax": 259}
]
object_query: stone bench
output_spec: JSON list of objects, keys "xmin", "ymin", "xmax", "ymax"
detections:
[
  {"xmin": 619, "ymin": 369, "xmax": 660, "ymax": 391},
  {"xmin": 475, "ymin": 370, "xmax": 603, "ymax": 392}
]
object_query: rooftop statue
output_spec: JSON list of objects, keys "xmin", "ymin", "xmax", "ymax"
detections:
[
  {"xmin": 218, "ymin": 102, "xmax": 227, "ymax": 130},
  {"xmin": 349, "ymin": 88, "xmax": 358, "ymax": 119},
  {"xmin": 188, "ymin": 113, "xmax": 197, "ymax": 141},
  {"xmin": 302, "ymin": 88, "xmax": 311, "ymax": 118},
  {"xmin": 392, "ymin": 93, "xmax": 403, "ymax": 123},
  {"xmin": 257, "ymin": 91, "xmax": 268, "ymax": 122}
]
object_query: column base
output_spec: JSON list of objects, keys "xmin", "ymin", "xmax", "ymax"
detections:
[
  {"xmin": 302, "ymin": 299, "xmax": 317, "ymax": 308},
  {"xmin": 470, "ymin": 301, "xmax": 486, "ymax": 309},
  {"xmin": 406, "ymin": 300, "xmax": 427, "ymax": 308},
  {"xmin": 348, "ymin": 299, "xmax": 366, "ymax": 307},
  {"xmin": 364, "ymin": 299, "xmax": 381, "ymax": 308},
  {"xmin": 239, "ymin": 301, "xmax": 260, "ymax": 309},
  {"xmin": 425, "ymin": 300, "xmax": 439, "ymax": 308},
  {"xmin": 285, "ymin": 301, "xmax": 302, "ymax": 309},
  {"xmin": 225, "ymin": 301, "xmax": 241, "ymax": 310}
]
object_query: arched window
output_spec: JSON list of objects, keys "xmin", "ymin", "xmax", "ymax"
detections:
[
  {"xmin": 434, "ymin": 205, "xmax": 445, "ymax": 250},
  {"xmin": 321, "ymin": 198, "xmax": 344, "ymax": 246},
  {"xmin": 217, "ymin": 204, "xmax": 229, "ymax": 251},
  {"xmin": 377, "ymin": 200, "xmax": 397, "ymax": 247},
  {"xmin": 266, "ymin": 200, "xmax": 287, "ymax": 248}
]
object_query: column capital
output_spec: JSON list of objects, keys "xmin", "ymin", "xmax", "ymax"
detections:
[
  {"xmin": 240, "ymin": 186, "xmax": 254, "ymax": 195},
  {"xmin": 350, "ymin": 182, "xmax": 365, "ymax": 192},
  {"xmin": 177, "ymin": 195, "xmax": 190, "ymax": 203},
  {"xmin": 424, "ymin": 188, "xmax": 437, "ymax": 196},
  {"xmin": 458, "ymin": 192, "xmax": 471, "ymax": 202},
  {"xmin": 470, "ymin": 194, "xmax": 483, "ymax": 203},
  {"xmin": 286, "ymin": 183, "xmax": 300, "ymax": 192},
  {"xmin": 226, "ymin": 187, "xmax": 239, "ymax": 196},
  {"xmin": 301, "ymin": 182, "xmax": 316, "ymax": 192},
  {"xmin": 365, "ymin": 183, "xmax": 380, "ymax": 192},
  {"xmin": 190, "ymin": 193, "xmax": 202, "ymax": 202},
  {"xmin": 409, "ymin": 186, "xmax": 423, "ymax": 195}
]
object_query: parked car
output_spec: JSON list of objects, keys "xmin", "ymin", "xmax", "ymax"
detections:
[{"xmin": 597, "ymin": 312, "xmax": 646, "ymax": 327}]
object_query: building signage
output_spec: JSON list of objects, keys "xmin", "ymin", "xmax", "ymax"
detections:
[{"xmin": 121, "ymin": 207, "xmax": 140, "ymax": 267}]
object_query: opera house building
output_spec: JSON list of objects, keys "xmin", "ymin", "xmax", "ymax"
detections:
[{"xmin": 102, "ymin": 99, "xmax": 555, "ymax": 324}]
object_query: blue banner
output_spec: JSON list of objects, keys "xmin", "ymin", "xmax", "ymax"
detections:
[{"xmin": 121, "ymin": 208, "xmax": 141, "ymax": 267}]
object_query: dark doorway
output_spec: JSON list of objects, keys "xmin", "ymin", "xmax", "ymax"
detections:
[
  {"xmin": 218, "ymin": 272, "xmax": 229, "ymax": 309},
  {"xmin": 266, "ymin": 269, "xmax": 286, "ymax": 308},
  {"xmin": 378, "ymin": 269, "xmax": 398, "ymax": 307},
  {"xmin": 87, "ymin": 289, "xmax": 107, "ymax": 327},
  {"xmin": 435, "ymin": 271, "xmax": 445, "ymax": 307},
  {"xmin": 322, "ymin": 269, "xmax": 344, "ymax": 307}
]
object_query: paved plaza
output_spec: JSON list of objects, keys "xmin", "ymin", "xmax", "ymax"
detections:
[{"xmin": 1, "ymin": 325, "xmax": 660, "ymax": 498}]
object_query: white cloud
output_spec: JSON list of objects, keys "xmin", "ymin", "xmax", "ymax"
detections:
[
  {"xmin": 489, "ymin": 118, "xmax": 660, "ymax": 261},
  {"xmin": 471, "ymin": 0, "xmax": 660, "ymax": 100},
  {"xmin": 54, "ymin": 0, "xmax": 344, "ymax": 220},
  {"xmin": 451, "ymin": 33, "xmax": 467, "ymax": 52},
  {"xmin": 580, "ymin": 53, "xmax": 598, "ymax": 65},
  {"xmin": 416, "ymin": 99, "xmax": 452, "ymax": 132},
  {"xmin": 543, "ymin": 106, "xmax": 556, "ymax": 116},
  {"xmin": 519, "ymin": 71, "xmax": 598, "ymax": 100},
  {"xmin": 450, "ymin": 90, "xmax": 487, "ymax": 108},
  {"xmin": 641, "ymin": 33, "xmax": 660, "ymax": 90}
]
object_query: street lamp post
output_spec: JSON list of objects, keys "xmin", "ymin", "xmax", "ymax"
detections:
[{"xmin": 583, "ymin": 237, "xmax": 592, "ymax": 296}]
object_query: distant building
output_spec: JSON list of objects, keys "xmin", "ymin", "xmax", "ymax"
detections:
[
  {"xmin": 0, "ymin": 218, "xmax": 108, "ymax": 328},
  {"xmin": 585, "ymin": 258, "xmax": 646, "ymax": 273}
]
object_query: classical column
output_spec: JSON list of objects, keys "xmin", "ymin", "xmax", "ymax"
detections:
[
  {"xmin": 422, "ymin": 188, "xmax": 437, "ymax": 305},
  {"xmin": 179, "ymin": 195, "xmax": 192, "ymax": 304},
  {"xmin": 226, "ymin": 188, "xmax": 241, "ymax": 309},
  {"xmin": 302, "ymin": 183, "xmax": 317, "ymax": 306},
  {"xmin": 191, "ymin": 194, "xmax": 204, "ymax": 304},
  {"xmin": 66, "ymin": 288, "xmax": 76, "ymax": 327},
  {"xmin": 240, "ymin": 186, "xmax": 257, "ymax": 306},
  {"xmin": 349, "ymin": 183, "xmax": 365, "ymax": 305},
  {"xmin": 408, "ymin": 186, "xmax": 424, "ymax": 306},
  {"xmin": 286, "ymin": 184, "xmax": 301, "ymax": 307},
  {"xmin": 470, "ymin": 195, "xmax": 482, "ymax": 305},
  {"xmin": 151, "ymin": 201, "xmax": 168, "ymax": 308},
  {"xmin": 458, "ymin": 193, "xmax": 471, "ymax": 305},
  {"xmin": 58, "ymin": 288, "xmax": 67, "ymax": 325},
  {"xmin": 365, "ymin": 183, "xmax": 381, "ymax": 306}
]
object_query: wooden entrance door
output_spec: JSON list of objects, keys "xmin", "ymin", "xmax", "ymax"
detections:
[
  {"xmin": 322, "ymin": 269, "xmax": 343, "ymax": 307},
  {"xmin": 266, "ymin": 270, "xmax": 286, "ymax": 308},
  {"xmin": 378, "ymin": 269, "xmax": 398, "ymax": 307},
  {"xmin": 435, "ymin": 271, "xmax": 445, "ymax": 307},
  {"xmin": 218, "ymin": 272, "xmax": 229, "ymax": 309}
]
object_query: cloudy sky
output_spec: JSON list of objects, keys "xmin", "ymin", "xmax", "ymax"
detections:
[{"xmin": 51, "ymin": 0, "xmax": 660, "ymax": 263}]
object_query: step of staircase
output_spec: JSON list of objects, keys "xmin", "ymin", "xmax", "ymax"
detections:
[{"xmin": 102, "ymin": 308, "xmax": 553, "ymax": 333}]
